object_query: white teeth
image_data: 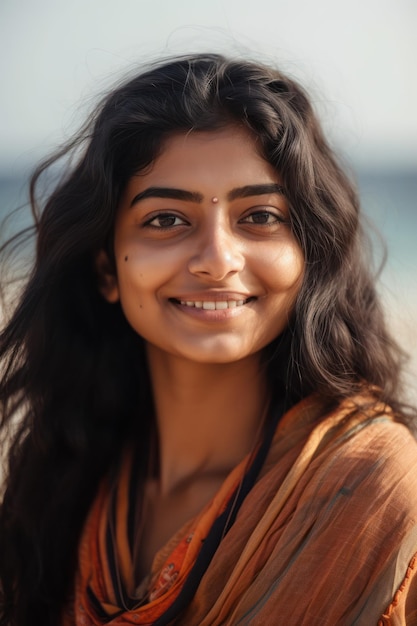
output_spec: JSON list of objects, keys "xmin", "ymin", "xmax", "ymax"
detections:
[{"xmin": 179, "ymin": 299, "xmax": 249, "ymax": 309}]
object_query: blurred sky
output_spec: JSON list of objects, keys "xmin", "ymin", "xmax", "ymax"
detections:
[{"xmin": 1, "ymin": 0, "xmax": 416, "ymax": 172}]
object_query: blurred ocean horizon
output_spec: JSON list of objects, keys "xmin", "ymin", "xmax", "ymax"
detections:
[{"xmin": 1, "ymin": 165, "xmax": 416, "ymax": 402}]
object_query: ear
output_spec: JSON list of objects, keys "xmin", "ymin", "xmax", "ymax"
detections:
[{"xmin": 95, "ymin": 249, "xmax": 120, "ymax": 303}]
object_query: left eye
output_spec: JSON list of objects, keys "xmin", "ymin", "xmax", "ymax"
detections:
[
  {"xmin": 241, "ymin": 211, "xmax": 281, "ymax": 225},
  {"xmin": 145, "ymin": 213, "xmax": 187, "ymax": 228}
]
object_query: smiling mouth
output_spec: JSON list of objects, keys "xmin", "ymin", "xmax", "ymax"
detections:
[{"xmin": 171, "ymin": 297, "xmax": 255, "ymax": 310}]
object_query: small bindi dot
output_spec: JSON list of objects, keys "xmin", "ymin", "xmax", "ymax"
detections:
[{"xmin": 211, "ymin": 196, "xmax": 219, "ymax": 204}]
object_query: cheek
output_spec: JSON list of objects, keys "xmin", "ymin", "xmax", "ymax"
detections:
[
  {"xmin": 115, "ymin": 246, "xmax": 172, "ymax": 292},
  {"xmin": 260, "ymin": 244, "xmax": 305, "ymax": 293}
]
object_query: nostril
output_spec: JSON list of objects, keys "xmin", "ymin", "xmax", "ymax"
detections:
[{"xmin": 187, "ymin": 241, "xmax": 245, "ymax": 280}]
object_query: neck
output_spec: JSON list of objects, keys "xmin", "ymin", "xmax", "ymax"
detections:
[{"xmin": 146, "ymin": 347, "xmax": 270, "ymax": 495}]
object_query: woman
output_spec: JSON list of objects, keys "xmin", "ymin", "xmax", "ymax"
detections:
[{"xmin": 1, "ymin": 54, "xmax": 417, "ymax": 625}]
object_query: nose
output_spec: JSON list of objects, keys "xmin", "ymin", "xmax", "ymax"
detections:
[{"xmin": 188, "ymin": 222, "xmax": 245, "ymax": 281}]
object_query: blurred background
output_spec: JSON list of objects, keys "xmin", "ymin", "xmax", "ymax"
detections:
[{"xmin": 1, "ymin": 0, "xmax": 416, "ymax": 400}]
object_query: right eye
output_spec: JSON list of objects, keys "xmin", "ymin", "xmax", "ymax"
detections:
[{"xmin": 143, "ymin": 213, "xmax": 188, "ymax": 229}]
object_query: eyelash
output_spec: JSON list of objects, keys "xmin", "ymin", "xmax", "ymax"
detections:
[
  {"xmin": 239, "ymin": 211, "xmax": 285, "ymax": 226},
  {"xmin": 143, "ymin": 213, "xmax": 188, "ymax": 229},
  {"xmin": 142, "ymin": 209, "xmax": 286, "ymax": 230}
]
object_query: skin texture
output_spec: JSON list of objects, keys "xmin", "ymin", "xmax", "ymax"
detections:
[{"xmin": 100, "ymin": 126, "xmax": 304, "ymax": 367}]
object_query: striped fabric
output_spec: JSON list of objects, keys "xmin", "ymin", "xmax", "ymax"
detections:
[{"xmin": 63, "ymin": 394, "xmax": 417, "ymax": 625}]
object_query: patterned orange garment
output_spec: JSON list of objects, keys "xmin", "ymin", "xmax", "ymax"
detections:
[{"xmin": 63, "ymin": 394, "xmax": 417, "ymax": 625}]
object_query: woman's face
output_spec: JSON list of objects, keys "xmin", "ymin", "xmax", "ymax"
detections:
[{"xmin": 101, "ymin": 126, "xmax": 304, "ymax": 365}]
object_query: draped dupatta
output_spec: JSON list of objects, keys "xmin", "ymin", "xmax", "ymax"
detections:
[{"xmin": 63, "ymin": 394, "xmax": 417, "ymax": 625}]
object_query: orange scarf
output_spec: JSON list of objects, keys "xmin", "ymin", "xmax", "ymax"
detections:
[{"xmin": 64, "ymin": 395, "xmax": 417, "ymax": 625}]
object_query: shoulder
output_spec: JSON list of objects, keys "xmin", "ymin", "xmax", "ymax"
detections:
[
  {"xmin": 273, "ymin": 393, "xmax": 417, "ymax": 500},
  {"xmin": 324, "ymin": 414, "xmax": 417, "ymax": 504},
  {"xmin": 299, "ymin": 405, "xmax": 417, "ymax": 524},
  {"xmin": 266, "ymin": 394, "xmax": 417, "ymax": 552}
]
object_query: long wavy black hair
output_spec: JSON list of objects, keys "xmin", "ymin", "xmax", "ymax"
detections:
[{"xmin": 0, "ymin": 53, "xmax": 412, "ymax": 624}]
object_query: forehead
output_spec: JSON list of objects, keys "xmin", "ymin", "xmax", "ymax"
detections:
[{"xmin": 129, "ymin": 126, "xmax": 281, "ymax": 191}]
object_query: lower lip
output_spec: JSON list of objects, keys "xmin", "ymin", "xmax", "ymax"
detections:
[{"xmin": 170, "ymin": 299, "xmax": 254, "ymax": 321}]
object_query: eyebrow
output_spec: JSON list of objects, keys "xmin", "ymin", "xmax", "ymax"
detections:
[
  {"xmin": 227, "ymin": 183, "xmax": 285, "ymax": 201},
  {"xmin": 130, "ymin": 183, "xmax": 285, "ymax": 207},
  {"xmin": 130, "ymin": 187, "xmax": 203, "ymax": 206}
]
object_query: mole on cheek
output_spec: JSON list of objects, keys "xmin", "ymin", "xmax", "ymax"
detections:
[{"xmin": 124, "ymin": 256, "xmax": 128, "ymax": 262}]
